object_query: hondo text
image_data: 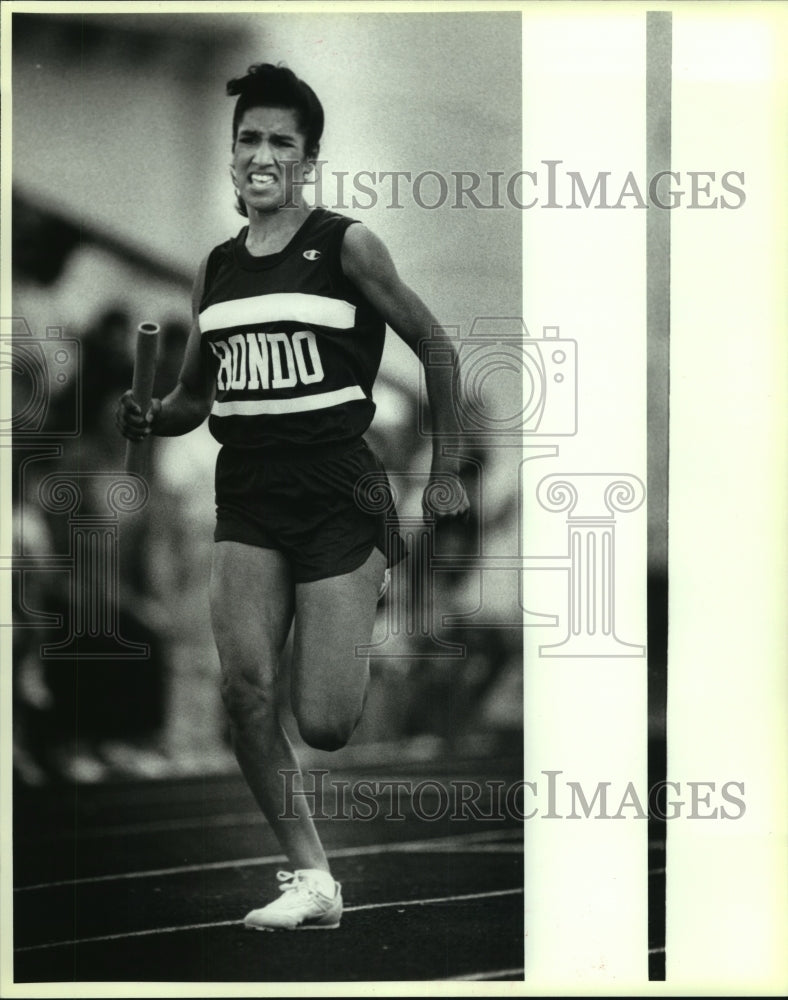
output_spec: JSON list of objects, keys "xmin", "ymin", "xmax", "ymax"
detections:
[{"xmin": 209, "ymin": 331, "xmax": 325, "ymax": 391}]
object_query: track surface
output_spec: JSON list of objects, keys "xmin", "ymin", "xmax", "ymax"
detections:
[
  {"xmin": 13, "ymin": 756, "xmax": 526, "ymax": 983},
  {"xmin": 12, "ymin": 755, "xmax": 665, "ymax": 983}
]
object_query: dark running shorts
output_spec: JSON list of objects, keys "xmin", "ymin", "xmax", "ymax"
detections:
[{"xmin": 214, "ymin": 437, "xmax": 406, "ymax": 583}]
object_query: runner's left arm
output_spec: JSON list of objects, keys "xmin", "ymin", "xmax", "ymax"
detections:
[{"xmin": 341, "ymin": 223, "xmax": 470, "ymax": 521}]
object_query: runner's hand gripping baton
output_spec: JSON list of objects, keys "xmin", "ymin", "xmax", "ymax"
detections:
[{"xmin": 124, "ymin": 322, "xmax": 160, "ymax": 476}]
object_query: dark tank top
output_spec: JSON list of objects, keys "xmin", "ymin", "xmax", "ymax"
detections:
[{"xmin": 199, "ymin": 208, "xmax": 386, "ymax": 449}]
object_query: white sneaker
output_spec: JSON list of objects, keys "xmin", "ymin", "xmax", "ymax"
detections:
[{"xmin": 243, "ymin": 870, "xmax": 343, "ymax": 931}]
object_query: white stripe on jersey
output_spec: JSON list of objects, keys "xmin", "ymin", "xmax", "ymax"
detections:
[
  {"xmin": 211, "ymin": 385, "xmax": 366, "ymax": 417},
  {"xmin": 199, "ymin": 293, "xmax": 356, "ymax": 334}
]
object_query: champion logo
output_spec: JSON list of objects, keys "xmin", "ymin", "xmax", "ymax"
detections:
[{"xmin": 303, "ymin": 249, "xmax": 321, "ymax": 261}]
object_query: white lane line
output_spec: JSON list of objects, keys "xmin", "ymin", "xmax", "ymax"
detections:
[
  {"xmin": 39, "ymin": 812, "xmax": 263, "ymax": 839},
  {"xmin": 448, "ymin": 967, "xmax": 525, "ymax": 981},
  {"xmin": 421, "ymin": 843, "xmax": 523, "ymax": 855},
  {"xmin": 648, "ymin": 946, "xmax": 666, "ymax": 955},
  {"xmin": 14, "ymin": 887, "xmax": 523, "ymax": 953},
  {"xmin": 16, "ymin": 828, "xmax": 523, "ymax": 892},
  {"xmin": 14, "ymin": 921, "xmax": 239, "ymax": 952},
  {"xmin": 349, "ymin": 887, "xmax": 522, "ymax": 912}
]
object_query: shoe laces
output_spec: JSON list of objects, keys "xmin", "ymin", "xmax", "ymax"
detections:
[{"xmin": 275, "ymin": 870, "xmax": 322, "ymax": 902}]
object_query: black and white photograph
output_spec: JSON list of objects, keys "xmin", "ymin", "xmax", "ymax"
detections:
[{"xmin": 1, "ymin": 1, "xmax": 786, "ymax": 994}]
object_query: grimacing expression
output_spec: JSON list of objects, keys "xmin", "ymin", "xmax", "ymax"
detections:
[{"xmin": 231, "ymin": 106, "xmax": 311, "ymax": 212}]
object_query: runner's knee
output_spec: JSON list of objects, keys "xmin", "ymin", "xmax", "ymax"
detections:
[{"xmin": 220, "ymin": 658, "xmax": 278, "ymax": 726}]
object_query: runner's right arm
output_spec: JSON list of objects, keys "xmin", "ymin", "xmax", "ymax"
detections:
[{"xmin": 116, "ymin": 256, "xmax": 216, "ymax": 440}]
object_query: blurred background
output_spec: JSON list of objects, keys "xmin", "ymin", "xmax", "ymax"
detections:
[{"xmin": 10, "ymin": 10, "xmax": 525, "ymax": 785}]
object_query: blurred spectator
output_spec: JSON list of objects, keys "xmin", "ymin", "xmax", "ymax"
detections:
[{"xmin": 12, "ymin": 306, "xmax": 172, "ymax": 784}]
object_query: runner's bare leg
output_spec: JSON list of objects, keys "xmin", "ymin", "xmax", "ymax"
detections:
[{"xmin": 210, "ymin": 542, "xmax": 385, "ymax": 872}]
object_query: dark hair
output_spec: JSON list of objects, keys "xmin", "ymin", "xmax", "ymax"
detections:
[
  {"xmin": 227, "ymin": 63, "xmax": 323, "ymax": 217},
  {"xmin": 227, "ymin": 62, "xmax": 324, "ymax": 158}
]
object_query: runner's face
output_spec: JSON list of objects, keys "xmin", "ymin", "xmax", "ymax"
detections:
[{"xmin": 231, "ymin": 106, "xmax": 310, "ymax": 213}]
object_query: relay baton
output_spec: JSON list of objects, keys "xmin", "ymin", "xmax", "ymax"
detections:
[{"xmin": 124, "ymin": 322, "xmax": 160, "ymax": 476}]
